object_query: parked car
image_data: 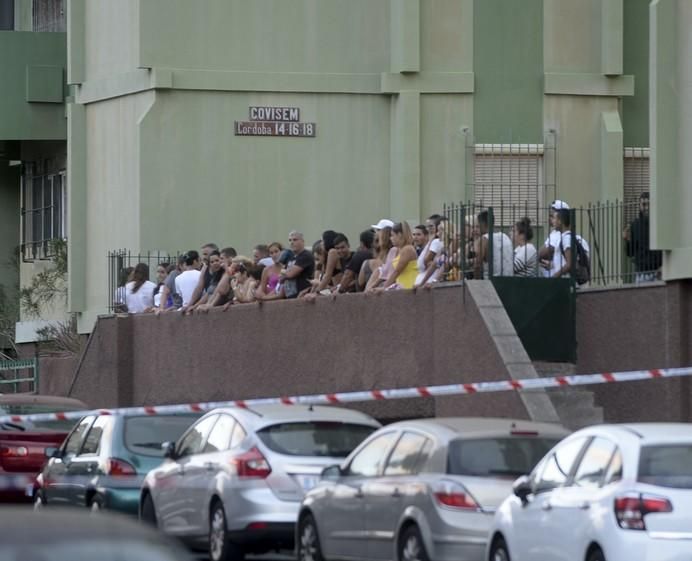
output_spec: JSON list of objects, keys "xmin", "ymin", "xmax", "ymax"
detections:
[
  {"xmin": 0, "ymin": 506, "xmax": 194, "ymax": 560},
  {"xmin": 139, "ymin": 404, "xmax": 381, "ymax": 561},
  {"xmin": 297, "ymin": 417, "xmax": 568, "ymax": 561},
  {"xmin": 0, "ymin": 394, "xmax": 88, "ymax": 503},
  {"xmin": 487, "ymin": 423, "xmax": 692, "ymax": 561},
  {"xmin": 35, "ymin": 412, "xmax": 201, "ymax": 514}
]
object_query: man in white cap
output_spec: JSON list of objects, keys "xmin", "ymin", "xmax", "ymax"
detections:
[
  {"xmin": 371, "ymin": 219, "xmax": 395, "ymax": 230},
  {"xmin": 539, "ymin": 200, "xmax": 570, "ymax": 277},
  {"xmin": 539, "ymin": 200, "xmax": 590, "ymax": 279}
]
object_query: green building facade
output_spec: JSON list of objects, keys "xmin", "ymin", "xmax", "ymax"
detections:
[{"xmin": 1, "ymin": 0, "xmax": 689, "ymax": 338}]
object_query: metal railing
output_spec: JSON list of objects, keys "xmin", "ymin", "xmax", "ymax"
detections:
[
  {"xmin": 0, "ymin": 358, "xmax": 39, "ymax": 393},
  {"xmin": 442, "ymin": 200, "xmax": 662, "ymax": 286}
]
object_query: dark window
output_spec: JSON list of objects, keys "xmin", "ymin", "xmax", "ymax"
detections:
[
  {"xmin": 348, "ymin": 432, "xmax": 398, "ymax": 477},
  {"xmin": 257, "ymin": 422, "xmax": 376, "ymax": 458},
  {"xmin": 124, "ymin": 415, "xmax": 200, "ymax": 457},
  {"xmin": 0, "ymin": 0, "xmax": 13, "ymax": 30},
  {"xmin": 175, "ymin": 415, "xmax": 218, "ymax": 458},
  {"xmin": 534, "ymin": 437, "xmax": 588, "ymax": 493},
  {"xmin": 0, "ymin": 403, "xmax": 84, "ymax": 432},
  {"xmin": 638, "ymin": 445, "xmax": 692, "ymax": 489},
  {"xmin": 32, "ymin": 0, "xmax": 65, "ymax": 32},
  {"xmin": 448, "ymin": 437, "xmax": 560, "ymax": 478},
  {"xmin": 203, "ymin": 415, "xmax": 235, "ymax": 454},
  {"xmin": 572, "ymin": 437, "xmax": 618, "ymax": 488},
  {"xmin": 384, "ymin": 432, "xmax": 430, "ymax": 476},
  {"xmin": 63, "ymin": 417, "xmax": 95, "ymax": 456},
  {"xmin": 80, "ymin": 416, "xmax": 110, "ymax": 456}
]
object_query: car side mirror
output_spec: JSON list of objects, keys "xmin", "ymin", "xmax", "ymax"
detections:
[
  {"xmin": 45, "ymin": 447, "xmax": 61, "ymax": 459},
  {"xmin": 513, "ymin": 475, "xmax": 533, "ymax": 505},
  {"xmin": 162, "ymin": 441, "xmax": 177, "ymax": 460},
  {"xmin": 321, "ymin": 464, "xmax": 342, "ymax": 480}
]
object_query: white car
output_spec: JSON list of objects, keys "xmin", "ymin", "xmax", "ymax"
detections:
[{"xmin": 487, "ymin": 423, "xmax": 692, "ymax": 561}]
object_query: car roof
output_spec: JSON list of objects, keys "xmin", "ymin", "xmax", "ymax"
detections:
[
  {"xmin": 381, "ymin": 417, "xmax": 569, "ymax": 441},
  {"xmin": 582, "ymin": 423, "xmax": 692, "ymax": 444},
  {"xmin": 212, "ymin": 404, "xmax": 381, "ymax": 430},
  {"xmin": 0, "ymin": 393, "xmax": 88, "ymax": 409}
]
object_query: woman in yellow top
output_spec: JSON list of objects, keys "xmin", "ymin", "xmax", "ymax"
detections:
[{"xmin": 383, "ymin": 222, "xmax": 419, "ymax": 290}]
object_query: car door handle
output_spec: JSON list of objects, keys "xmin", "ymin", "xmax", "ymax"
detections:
[{"xmin": 391, "ymin": 488, "xmax": 401, "ymax": 498}]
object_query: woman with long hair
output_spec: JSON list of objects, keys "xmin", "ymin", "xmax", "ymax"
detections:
[
  {"xmin": 125, "ymin": 263, "xmax": 156, "ymax": 313},
  {"xmin": 152, "ymin": 262, "xmax": 170, "ymax": 309},
  {"xmin": 382, "ymin": 222, "xmax": 418, "ymax": 290},
  {"xmin": 364, "ymin": 226, "xmax": 394, "ymax": 292}
]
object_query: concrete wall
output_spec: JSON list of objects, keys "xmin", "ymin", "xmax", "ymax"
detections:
[
  {"xmin": 576, "ymin": 282, "xmax": 692, "ymax": 423},
  {"xmin": 66, "ymin": 284, "xmax": 531, "ymax": 423}
]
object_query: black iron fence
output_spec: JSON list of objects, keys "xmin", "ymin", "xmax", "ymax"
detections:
[
  {"xmin": 108, "ymin": 250, "xmax": 176, "ymax": 313},
  {"xmin": 442, "ymin": 200, "xmax": 662, "ymax": 286}
]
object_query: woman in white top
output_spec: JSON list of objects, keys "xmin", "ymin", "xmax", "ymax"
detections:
[
  {"xmin": 512, "ymin": 217, "xmax": 538, "ymax": 277},
  {"xmin": 125, "ymin": 263, "xmax": 156, "ymax": 313}
]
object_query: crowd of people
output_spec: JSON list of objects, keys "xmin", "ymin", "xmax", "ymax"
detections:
[{"xmin": 114, "ymin": 194, "xmax": 660, "ymax": 314}]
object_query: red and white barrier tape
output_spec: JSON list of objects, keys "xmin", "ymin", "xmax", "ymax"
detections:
[{"xmin": 1, "ymin": 366, "xmax": 690, "ymax": 425}]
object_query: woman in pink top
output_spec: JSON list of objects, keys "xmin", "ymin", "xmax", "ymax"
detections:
[{"xmin": 256, "ymin": 242, "xmax": 284, "ymax": 301}]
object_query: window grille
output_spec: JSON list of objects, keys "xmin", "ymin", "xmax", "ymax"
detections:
[
  {"xmin": 624, "ymin": 147, "xmax": 649, "ymax": 225},
  {"xmin": 21, "ymin": 161, "xmax": 66, "ymax": 261}
]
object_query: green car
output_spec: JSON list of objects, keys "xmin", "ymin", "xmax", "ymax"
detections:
[{"xmin": 35, "ymin": 412, "xmax": 201, "ymax": 515}]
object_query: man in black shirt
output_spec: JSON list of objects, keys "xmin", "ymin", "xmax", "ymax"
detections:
[
  {"xmin": 281, "ymin": 231, "xmax": 315, "ymax": 298},
  {"xmin": 623, "ymin": 192, "xmax": 662, "ymax": 283},
  {"xmin": 337, "ymin": 229, "xmax": 374, "ymax": 292}
]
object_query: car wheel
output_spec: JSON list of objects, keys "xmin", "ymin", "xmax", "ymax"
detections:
[
  {"xmin": 489, "ymin": 537, "xmax": 511, "ymax": 561},
  {"xmin": 398, "ymin": 525, "xmax": 430, "ymax": 561},
  {"xmin": 33, "ymin": 490, "xmax": 46, "ymax": 511},
  {"xmin": 140, "ymin": 493, "xmax": 158, "ymax": 527},
  {"xmin": 89, "ymin": 495, "xmax": 104, "ymax": 513},
  {"xmin": 298, "ymin": 514, "xmax": 325, "ymax": 561},
  {"xmin": 209, "ymin": 500, "xmax": 244, "ymax": 561},
  {"xmin": 587, "ymin": 549, "xmax": 606, "ymax": 561}
]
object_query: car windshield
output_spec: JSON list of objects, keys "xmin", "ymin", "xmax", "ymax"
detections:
[
  {"xmin": 638, "ymin": 444, "xmax": 692, "ymax": 489},
  {"xmin": 0, "ymin": 404, "xmax": 84, "ymax": 432},
  {"xmin": 124, "ymin": 415, "xmax": 200, "ymax": 457},
  {"xmin": 257, "ymin": 422, "xmax": 376, "ymax": 457},
  {"xmin": 447, "ymin": 437, "xmax": 560, "ymax": 477}
]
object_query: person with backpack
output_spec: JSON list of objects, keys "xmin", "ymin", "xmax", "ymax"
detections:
[{"xmin": 552, "ymin": 208, "xmax": 590, "ymax": 285}]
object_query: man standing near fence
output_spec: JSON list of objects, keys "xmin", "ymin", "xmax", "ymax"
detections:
[{"xmin": 623, "ymin": 192, "xmax": 662, "ymax": 283}]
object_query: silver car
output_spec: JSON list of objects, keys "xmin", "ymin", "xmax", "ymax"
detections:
[
  {"xmin": 139, "ymin": 404, "xmax": 380, "ymax": 561},
  {"xmin": 297, "ymin": 417, "xmax": 568, "ymax": 561}
]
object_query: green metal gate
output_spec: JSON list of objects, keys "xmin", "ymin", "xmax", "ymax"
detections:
[
  {"xmin": 0, "ymin": 358, "xmax": 39, "ymax": 393},
  {"xmin": 491, "ymin": 277, "xmax": 576, "ymax": 363}
]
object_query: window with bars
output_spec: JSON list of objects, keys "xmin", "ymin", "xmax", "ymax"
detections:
[
  {"xmin": 624, "ymin": 147, "xmax": 649, "ymax": 224},
  {"xmin": 32, "ymin": 0, "xmax": 65, "ymax": 32},
  {"xmin": 21, "ymin": 162, "xmax": 66, "ymax": 261},
  {"xmin": 473, "ymin": 144, "xmax": 546, "ymax": 227}
]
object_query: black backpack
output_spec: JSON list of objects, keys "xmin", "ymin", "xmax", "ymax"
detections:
[{"xmin": 560, "ymin": 236, "xmax": 591, "ymax": 285}]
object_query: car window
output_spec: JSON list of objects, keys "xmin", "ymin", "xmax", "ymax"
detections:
[
  {"xmin": 80, "ymin": 416, "xmax": 110, "ymax": 456},
  {"xmin": 572, "ymin": 437, "xmax": 618, "ymax": 488},
  {"xmin": 124, "ymin": 415, "xmax": 200, "ymax": 457},
  {"xmin": 448, "ymin": 437, "xmax": 560, "ymax": 478},
  {"xmin": 230, "ymin": 422, "xmax": 246, "ymax": 449},
  {"xmin": 63, "ymin": 416, "xmax": 95, "ymax": 456},
  {"xmin": 0, "ymin": 403, "xmax": 86, "ymax": 432},
  {"xmin": 257, "ymin": 422, "xmax": 376, "ymax": 457},
  {"xmin": 534, "ymin": 437, "xmax": 588, "ymax": 493},
  {"xmin": 176, "ymin": 415, "xmax": 218, "ymax": 458},
  {"xmin": 348, "ymin": 432, "xmax": 398, "ymax": 477},
  {"xmin": 204, "ymin": 415, "xmax": 235, "ymax": 453},
  {"xmin": 384, "ymin": 432, "xmax": 430, "ymax": 476},
  {"xmin": 638, "ymin": 444, "xmax": 692, "ymax": 489}
]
